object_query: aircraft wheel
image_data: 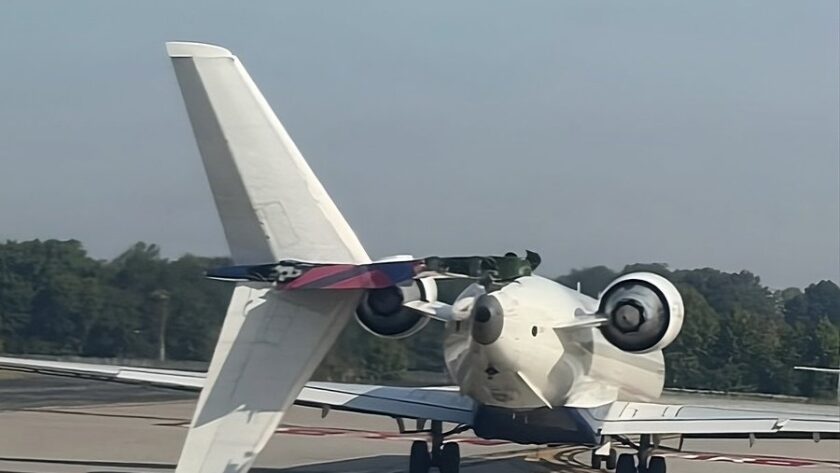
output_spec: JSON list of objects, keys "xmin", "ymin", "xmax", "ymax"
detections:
[
  {"xmin": 606, "ymin": 448, "xmax": 618, "ymax": 470},
  {"xmin": 616, "ymin": 453, "xmax": 637, "ymax": 473},
  {"xmin": 591, "ymin": 449, "xmax": 602, "ymax": 469},
  {"xmin": 409, "ymin": 440, "xmax": 431, "ymax": 473},
  {"xmin": 647, "ymin": 456, "xmax": 666, "ymax": 473},
  {"xmin": 438, "ymin": 442, "xmax": 460, "ymax": 473}
]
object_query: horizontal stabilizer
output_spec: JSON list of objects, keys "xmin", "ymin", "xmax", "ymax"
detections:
[
  {"xmin": 207, "ymin": 252, "xmax": 546, "ymax": 290},
  {"xmin": 207, "ymin": 260, "xmax": 422, "ymax": 289}
]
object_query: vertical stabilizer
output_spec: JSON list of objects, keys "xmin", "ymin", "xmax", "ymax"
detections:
[{"xmin": 168, "ymin": 41, "xmax": 368, "ymax": 265}]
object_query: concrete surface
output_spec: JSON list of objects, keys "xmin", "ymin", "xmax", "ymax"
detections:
[{"xmin": 0, "ymin": 373, "xmax": 837, "ymax": 472}]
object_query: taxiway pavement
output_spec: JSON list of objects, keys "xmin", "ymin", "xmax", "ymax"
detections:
[{"xmin": 0, "ymin": 372, "xmax": 836, "ymax": 473}]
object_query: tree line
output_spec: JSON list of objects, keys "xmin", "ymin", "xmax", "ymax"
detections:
[{"xmin": 0, "ymin": 239, "xmax": 837, "ymax": 398}]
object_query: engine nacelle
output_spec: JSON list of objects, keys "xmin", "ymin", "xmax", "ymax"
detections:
[
  {"xmin": 355, "ymin": 278, "xmax": 436, "ymax": 338},
  {"xmin": 597, "ymin": 272, "xmax": 684, "ymax": 353}
]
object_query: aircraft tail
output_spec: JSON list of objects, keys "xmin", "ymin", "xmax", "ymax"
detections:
[
  {"xmin": 794, "ymin": 366, "xmax": 840, "ymax": 401},
  {"xmin": 167, "ymin": 42, "xmax": 368, "ymax": 265},
  {"xmin": 167, "ymin": 42, "xmax": 369, "ymax": 473}
]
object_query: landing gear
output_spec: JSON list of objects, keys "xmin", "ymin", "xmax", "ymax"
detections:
[
  {"xmin": 591, "ymin": 447, "xmax": 617, "ymax": 470},
  {"xmin": 610, "ymin": 452, "xmax": 668, "ymax": 473},
  {"xmin": 616, "ymin": 453, "xmax": 635, "ymax": 473},
  {"xmin": 606, "ymin": 448, "xmax": 618, "ymax": 470},
  {"xmin": 409, "ymin": 440, "xmax": 431, "ymax": 473},
  {"xmin": 647, "ymin": 455, "xmax": 666, "ymax": 473},
  {"xmin": 608, "ymin": 435, "xmax": 668, "ymax": 473},
  {"xmin": 439, "ymin": 442, "xmax": 461, "ymax": 473},
  {"xmin": 408, "ymin": 421, "xmax": 461, "ymax": 473}
]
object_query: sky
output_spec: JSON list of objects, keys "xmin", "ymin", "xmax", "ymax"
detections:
[{"xmin": 0, "ymin": 1, "xmax": 837, "ymax": 289}]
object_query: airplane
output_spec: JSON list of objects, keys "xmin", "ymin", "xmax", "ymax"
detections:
[
  {"xmin": 0, "ymin": 42, "xmax": 837, "ymax": 473},
  {"xmin": 794, "ymin": 366, "xmax": 840, "ymax": 401}
]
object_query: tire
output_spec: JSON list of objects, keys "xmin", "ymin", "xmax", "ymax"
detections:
[
  {"xmin": 591, "ymin": 450, "xmax": 602, "ymax": 469},
  {"xmin": 616, "ymin": 453, "xmax": 636, "ymax": 473},
  {"xmin": 606, "ymin": 448, "xmax": 617, "ymax": 470},
  {"xmin": 438, "ymin": 442, "xmax": 460, "ymax": 473},
  {"xmin": 409, "ymin": 440, "xmax": 431, "ymax": 473},
  {"xmin": 647, "ymin": 456, "xmax": 666, "ymax": 473}
]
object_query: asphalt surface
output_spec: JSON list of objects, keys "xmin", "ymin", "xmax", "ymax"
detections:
[
  {"xmin": 0, "ymin": 372, "xmax": 193, "ymax": 409},
  {"xmin": 0, "ymin": 372, "xmax": 837, "ymax": 473}
]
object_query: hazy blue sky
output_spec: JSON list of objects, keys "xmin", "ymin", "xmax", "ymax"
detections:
[{"xmin": 1, "ymin": 1, "xmax": 837, "ymax": 288}]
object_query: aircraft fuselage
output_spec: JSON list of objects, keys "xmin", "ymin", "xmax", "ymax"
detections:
[{"xmin": 443, "ymin": 276, "xmax": 665, "ymax": 411}]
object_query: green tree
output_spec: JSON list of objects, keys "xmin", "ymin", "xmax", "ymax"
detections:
[
  {"xmin": 162, "ymin": 255, "xmax": 232, "ymax": 361},
  {"xmin": 0, "ymin": 239, "xmax": 836, "ymax": 398},
  {"xmin": 555, "ymin": 265, "xmax": 617, "ymax": 298},
  {"xmin": 784, "ymin": 280, "xmax": 840, "ymax": 396},
  {"xmin": 663, "ymin": 285, "xmax": 720, "ymax": 388}
]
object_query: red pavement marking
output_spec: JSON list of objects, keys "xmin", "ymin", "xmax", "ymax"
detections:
[
  {"xmin": 272, "ymin": 426, "xmax": 840, "ymax": 467},
  {"xmin": 670, "ymin": 452, "xmax": 839, "ymax": 468},
  {"xmin": 167, "ymin": 424, "xmax": 834, "ymax": 468}
]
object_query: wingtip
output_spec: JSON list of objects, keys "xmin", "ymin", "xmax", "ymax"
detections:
[{"xmin": 166, "ymin": 41, "xmax": 233, "ymax": 58}]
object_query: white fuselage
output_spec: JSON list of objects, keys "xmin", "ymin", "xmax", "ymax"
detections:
[{"xmin": 443, "ymin": 276, "xmax": 665, "ymax": 410}]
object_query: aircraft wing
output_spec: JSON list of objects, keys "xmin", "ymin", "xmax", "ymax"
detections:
[
  {"xmin": 579, "ymin": 400, "xmax": 840, "ymax": 440},
  {"xmin": 1, "ymin": 356, "xmax": 836, "ymax": 441},
  {"xmin": 0, "ymin": 356, "xmax": 206, "ymax": 388},
  {"xmin": 166, "ymin": 42, "xmax": 370, "ymax": 473},
  {"xmin": 0, "ymin": 356, "xmax": 475, "ymax": 425}
]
